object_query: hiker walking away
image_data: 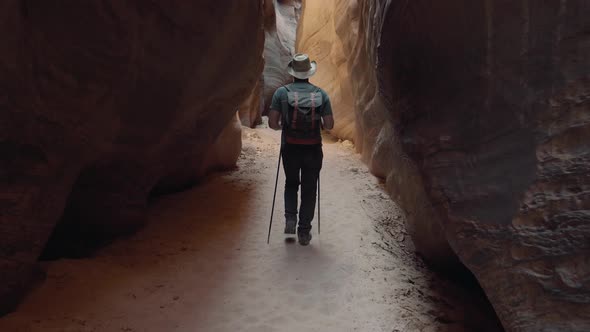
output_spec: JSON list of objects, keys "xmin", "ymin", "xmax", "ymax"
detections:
[{"xmin": 268, "ymin": 54, "xmax": 334, "ymax": 246}]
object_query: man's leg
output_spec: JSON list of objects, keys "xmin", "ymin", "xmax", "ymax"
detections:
[
  {"xmin": 282, "ymin": 145, "xmax": 302, "ymax": 233},
  {"xmin": 298, "ymin": 146, "xmax": 323, "ymax": 240}
]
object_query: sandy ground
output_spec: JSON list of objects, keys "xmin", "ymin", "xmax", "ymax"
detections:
[{"xmin": 0, "ymin": 126, "xmax": 502, "ymax": 332}]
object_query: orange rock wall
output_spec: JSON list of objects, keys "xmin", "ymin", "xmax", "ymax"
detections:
[{"xmin": 295, "ymin": 0, "xmax": 356, "ymax": 141}]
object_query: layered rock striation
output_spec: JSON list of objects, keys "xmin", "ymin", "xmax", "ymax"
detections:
[
  {"xmin": 297, "ymin": 0, "xmax": 458, "ymax": 268},
  {"xmin": 300, "ymin": 0, "xmax": 590, "ymax": 330},
  {"xmin": 263, "ymin": 0, "xmax": 302, "ymax": 114},
  {"xmin": 0, "ymin": 0, "xmax": 265, "ymax": 314},
  {"xmin": 239, "ymin": 0, "xmax": 302, "ymax": 127},
  {"xmin": 376, "ymin": 1, "xmax": 590, "ymax": 330},
  {"xmin": 296, "ymin": 0, "xmax": 356, "ymax": 141}
]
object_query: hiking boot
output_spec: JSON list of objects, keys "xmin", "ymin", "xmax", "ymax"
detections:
[
  {"xmin": 298, "ymin": 231, "xmax": 312, "ymax": 246},
  {"xmin": 284, "ymin": 219, "xmax": 296, "ymax": 234}
]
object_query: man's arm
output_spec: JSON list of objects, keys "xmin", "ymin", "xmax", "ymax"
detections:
[
  {"xmin": 321, "ymin": 91, "xmax": 334, "ymax": 130},
  {"xmin": 269, "ymin": 109, "xmax": 282, "ymax": 130},
  {"xmin": 268, "ymin": 87, "xmax": 285, "ymax": 130},
  {"xmin": 321, "ymin": 114, "xmax": 334, "ymax": 130}
]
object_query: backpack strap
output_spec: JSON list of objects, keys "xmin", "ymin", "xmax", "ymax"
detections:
[
  {"xmin": 280, "ymin": 84, "xmax": 293, "ymax": 127},
  {"xmin": 312, "ymin": 87, "xmax": 322, "ymax": 128},
  {"xmin": 292, "ymin": 91, "xmax": 299, "ymax": 129},
  {"xmin": 310, "ymin": 91, "xmax": 316, "ymax": 130}
]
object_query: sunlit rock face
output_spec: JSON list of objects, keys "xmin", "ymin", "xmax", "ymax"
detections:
[
  {"xmin": 327, "ymin": 0, "xmax": 590, "ymax": 330},
  {"xmin": 0, "ymin": 0, "xmax": 264, "ymax": 314},
  {"xmin": 296, "ymin": 0, "xmax": 356, "ymax": 141},
  {"xmin": 263, "ymin": 0, "xmax": 302, "ymax": 115}
]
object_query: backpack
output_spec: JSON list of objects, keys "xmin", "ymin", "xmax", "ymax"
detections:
[{"xmin": 281, "ymin": 83, "xmax": 323, "ymax": 145}]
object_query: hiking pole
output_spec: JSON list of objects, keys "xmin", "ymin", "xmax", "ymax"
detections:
[
  {"xmin": 318, "ymin": 174, "xmax": 321, "ymax": 235},
  {"xmin": 267, "ymin": 148, "xmax": 282, "ymax": 244}
]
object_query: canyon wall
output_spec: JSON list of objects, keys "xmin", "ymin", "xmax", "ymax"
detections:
[
  {"xmin": 295, "ymin": 0, "xmax": 356, "ymax": 141},
  {"xmin": 263, "ymin": 0, "xmax": 302, "ymax": 115},
  {"xmin": 300, "ymin": 0, "xmax": 590, "ymax": 330},
  {"xmin": 0, "ymin": 0, "xmax": 265, "ymax": 314},
  {"xmin": 297, "ymin": 0, "xmax": 458, "ymax": 268},
  {"xmin": 376, "ymin": 1, "xmax": 590, "ymax": 330},
  {"xmin": 239, "ymin": 0, "xmax": 301, "ymax": 127}
]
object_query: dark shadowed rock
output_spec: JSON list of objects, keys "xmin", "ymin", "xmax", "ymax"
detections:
[
  {"xmin": 307, "ymin": 0, "xmax": 589, "ymax": 330},
  {"xmin": 0, "ymin": 0, "xmax": 264, "ymax": 314},
  {"xmin": 341, "ymin": 0, "xmax": 590, "ymax": 330},
  {"xmin": 376, "ymin": 1, "xmax": 590, "ymax": 330}
]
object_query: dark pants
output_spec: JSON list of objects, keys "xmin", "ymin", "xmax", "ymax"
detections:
[{"xmin": 282, "ymin": 144, "xmax": 323, "ymax": 233}]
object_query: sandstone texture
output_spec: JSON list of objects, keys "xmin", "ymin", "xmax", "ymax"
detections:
[
  {"xmin": 0, "ymin": 0, "xmax": 264, "ymax": 314},
  {"xmin": 302, "ymin": 0, "xmax": 590, "ymax": 330},
  {"xmin": 263, "ymin": 0, "xmax": 302, "ymax": 115},
  {"xmin": 238, "ymin": 77, "xmax": 264, "ymax": 128},
  {"xmin": 238, "ymin": 0, "xmax": 301, "ymax": 128},
  {"xmin": 296, "ymin": 0, "xmax": 356, "ymax": 141},
  {"xmin": 299, "ymin": 0, "xmax": 459, "ymax": 269}
]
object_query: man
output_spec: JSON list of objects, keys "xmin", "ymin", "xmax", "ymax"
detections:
[{"xmin": 269, "ymin": 53, "xmax": 334, "ymax": 246}]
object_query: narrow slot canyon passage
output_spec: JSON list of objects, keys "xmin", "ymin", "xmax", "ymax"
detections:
[
  {"xmin": 1, "ymin": 1, "xmax": 588, "ymax": 331},
  {"xmin": 0, "ymin": 128, "xmax": 501, "ymax": 332}
]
